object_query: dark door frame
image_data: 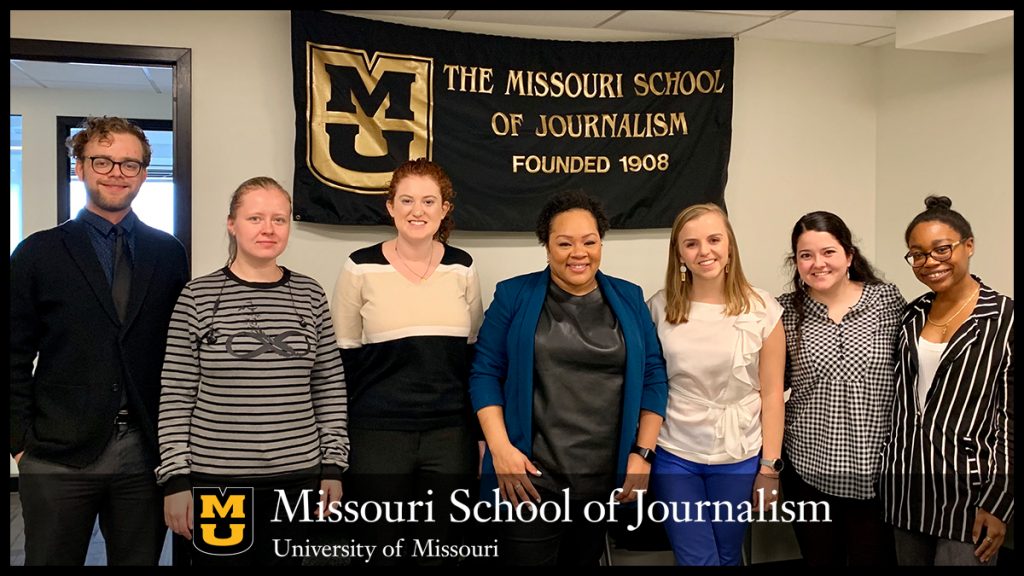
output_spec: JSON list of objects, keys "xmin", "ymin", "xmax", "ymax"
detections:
[{"xmin": 10, "ymin": 38, "xmax": 192, "ymax": 261}]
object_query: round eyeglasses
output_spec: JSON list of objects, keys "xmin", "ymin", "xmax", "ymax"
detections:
[
  {"xmin": 85, "ymin": 156, "xmax": 144, "ymax": 177},
  {"xmin": 904, "ymin": 240, "xmax": 963, "ymax": 268}
]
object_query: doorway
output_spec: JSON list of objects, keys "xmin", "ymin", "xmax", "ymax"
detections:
[{"xmin": 9, "ymin": 39, "xmax": 192, "ymax": 259}]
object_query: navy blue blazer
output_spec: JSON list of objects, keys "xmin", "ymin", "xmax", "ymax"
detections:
[
  {"xmin": 10, "ymin": 217, "xmax": 189, "ymax": 467},
  {"xmin": 470, "ymin": 269, "xmax": 668, "ymax": 496}
]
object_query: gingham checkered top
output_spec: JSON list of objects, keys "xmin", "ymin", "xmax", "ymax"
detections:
[{"xmin": 779, "ymin": 282, "xmax": 906, "ymax": 499}]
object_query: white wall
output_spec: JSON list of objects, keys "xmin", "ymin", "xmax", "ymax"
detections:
[
  {"xmin": 875, "ymin": 45, "xmax": 1014, "ymax": 299},
  {"xmin": 10, "ymin": 87, "xmax": 172, "ymax": 242},
  {"xmin": 11, "ymin": 11, "xmax": 1013, "ymax": 307}
]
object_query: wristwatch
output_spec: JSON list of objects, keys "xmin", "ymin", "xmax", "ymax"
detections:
[
  {"xmin": 630, "ymin": 444, "xmax": 656, "ymax": 464},
  {"xmin": 760, "ymin": 457, "xmax": 784, "ymax": 473}
]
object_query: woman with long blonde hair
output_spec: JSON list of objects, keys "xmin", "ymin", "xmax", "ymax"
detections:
[{"xmin": 647, "ymin": 203, "xmax": 785, "ymax": 566}]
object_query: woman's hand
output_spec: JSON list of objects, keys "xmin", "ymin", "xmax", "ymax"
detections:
[
  {"xmin": 318, "ymin": 479, "xmax": 343, "ymax": 519},
  {"xmin": 164, "ymin": 491, "xmax": 194, "ymax": 540},
  {"xmin": 973, "ymin": 508, "xmax": 1006, "ymax": 564},
  {"xmin": 616, "ymin": 453, "xmax": 652, "ymax": 503},
  {"xmin": 477, "ymin": 440, "xmax": 486, "ymax": 480},
  {"xmin": 751, "ymin": 473, "xmax": 780, "ymax": 512},
  {"xmin": 490, "ymin": 443, "xmax": 542, "ymax": 506}
]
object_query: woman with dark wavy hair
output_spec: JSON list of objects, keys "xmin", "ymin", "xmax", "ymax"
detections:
[{"xmin": 778, "ymin": 211, "xmax": 904, "ymax": 566}]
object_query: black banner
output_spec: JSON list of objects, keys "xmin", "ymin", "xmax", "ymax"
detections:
[{"xmin": 292, "ymin": 11, "xmax": 733, "ymax": 231}]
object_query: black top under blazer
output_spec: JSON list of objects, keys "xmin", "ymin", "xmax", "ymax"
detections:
[
  {"xmin": 10, "ymin": 217, "xmax": 189, "ymax": 468},
  {"xmin": 880, "ymin": 277, "xmax": 1013, "ymax": 542}
]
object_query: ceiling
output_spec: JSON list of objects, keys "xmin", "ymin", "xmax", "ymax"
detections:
[
  {"xmin": 10, "ymin": 60, "xmax": 173, "ymax": 93},
  {"xmin": 341, "ymin": 9, "xmax": 1013, "ymax": 51},
  {"xmin": 9, "ymin": 10, "xmax": 1013, "ymax": 94}
]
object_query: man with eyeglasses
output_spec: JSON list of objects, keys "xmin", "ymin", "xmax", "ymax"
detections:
[{"xmin": 10, "ymin": 116, "xmax": 190, "ymax": 565}]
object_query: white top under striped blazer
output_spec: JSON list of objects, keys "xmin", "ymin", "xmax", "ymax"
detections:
[{"xmin": 880, "ymin": 276, "xmax": 1013, "ymax": 542}]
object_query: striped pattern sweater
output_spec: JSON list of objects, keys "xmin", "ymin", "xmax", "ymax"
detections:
[{"xmin": 155, "ymin": 267, "xmax": 348, "ymax": 489}]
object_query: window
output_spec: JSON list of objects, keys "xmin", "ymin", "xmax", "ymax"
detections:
[
  {"xmin": 58, "ymin": 116, "xmax": 174, "ymax": 235},
  {"xmin": 10, "ymin": 115, "xmax": 23, "ymax": 254}
]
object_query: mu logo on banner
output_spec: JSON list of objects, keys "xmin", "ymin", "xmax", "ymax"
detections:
[
  {"xmin": 306, "ymin": 43, "xmax": 433, "ymax": 194},
  {"xmin": 192, "ymin": 487, "xmax": 254, "ymax": 556}
]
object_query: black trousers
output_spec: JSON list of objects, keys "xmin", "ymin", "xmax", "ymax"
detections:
[
  {"xmin": 783, "ymin": 465, "xmax": 896, "ymax": 566},
  {"xmin": 18, "ymin": 423, "xmax": 165, "ymax": 565},
  {"xmin": 499, "ymin": 486, "xmax": 609, "ymax": 567},
  {"xmin": 340, "ymin": 424, "xmax": 476, "ymax": 566}
]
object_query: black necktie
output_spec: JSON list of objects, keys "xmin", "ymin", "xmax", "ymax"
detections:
[{"xmin": 111, "ymin": 225, "xmax": 132, "ymax": 323}]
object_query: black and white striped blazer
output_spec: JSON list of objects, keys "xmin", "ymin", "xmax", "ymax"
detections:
[{"xmin": 880, "ymin": 276, "xmax": 1013, "ymax": 542}]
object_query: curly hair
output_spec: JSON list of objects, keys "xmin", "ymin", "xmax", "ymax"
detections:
[
  {"xmin": 387, "ymin": 158, "xmax": 456, "ymax": 243},
  {"xmin": 535, "ymin": 189, "xmax": 610, "ymax": 245},
  {"xmin": 65, "ymin": 116, "xmax": 152, "ymax": 167}
]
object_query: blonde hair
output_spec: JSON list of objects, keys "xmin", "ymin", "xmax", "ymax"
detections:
[
  {"xmin": 226, "ymin": 176, "xmax": 291, "ymax": 266},
  {"xmin": 662, "ymin": 203, "xmax": 763, "ymax": 323}
]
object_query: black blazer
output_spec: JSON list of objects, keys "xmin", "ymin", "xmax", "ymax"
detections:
[
  {"xmin": 880, "ymin": 277, "xmax": 1014, "ymax": 542},
  {"xmin": 10, "ymin": 217, "xmax": 189, "ymax": 468}
]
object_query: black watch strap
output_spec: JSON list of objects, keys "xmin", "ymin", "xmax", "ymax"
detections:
[{"xmin": 630, "ymin": 444, "xmax": 656, "ymax": 464}]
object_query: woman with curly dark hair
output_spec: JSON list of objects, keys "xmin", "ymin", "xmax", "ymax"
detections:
[{"xmin": 470, "ymin": 189, "xmax": 668, "ymax": 565}]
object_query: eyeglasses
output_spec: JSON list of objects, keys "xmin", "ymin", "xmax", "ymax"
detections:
[
  {"xmin": 84, "ymin": 156, "xmax": 144, "ymax": 177},
  {"xmin": 904, "ymin": 240, "xmax": 964, "ymax": 268}
]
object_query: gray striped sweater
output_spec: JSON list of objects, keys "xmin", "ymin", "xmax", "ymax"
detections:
[{"xmin": 155, "ymin": 267, "xmax": 348, "ymax": 490}]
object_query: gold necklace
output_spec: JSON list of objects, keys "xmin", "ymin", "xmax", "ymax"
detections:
[
  {"xmin": 926, "ymin": 286, "xmax": 979, "ymax": 337},
  {"xmin": 394, "ymin": 242, "xmax": 434, "ymax": 281}
]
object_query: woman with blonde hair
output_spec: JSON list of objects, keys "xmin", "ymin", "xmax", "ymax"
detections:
[
  {"xmin": 157, "ymin": 177, "xmax": 348, "ymax": 565},
  {"xmin": 648, "ymin": 203, "xmax": 785, "ymax": 565}
]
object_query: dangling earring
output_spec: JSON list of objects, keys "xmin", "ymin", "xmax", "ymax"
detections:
[
  {"xmin": 679, "ymin": 264, "xmax": 687, "ymax": 283},
  {"xmin": 724, "ymin": 263, "xmax": 730, "ymax": 274}
]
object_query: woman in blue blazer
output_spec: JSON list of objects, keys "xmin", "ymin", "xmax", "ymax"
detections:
[{"xmin": 469, "ymin": 190, "xmax": 668, "ymax": 566}]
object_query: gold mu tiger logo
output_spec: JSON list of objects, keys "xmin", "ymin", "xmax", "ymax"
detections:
[
  {"xmin": 306, "ymin": 43, "xmax": 433, "ymax": 194},
  {"xmin": 192, "ymin": 487, "xmax": 255, "ymax": 556}
]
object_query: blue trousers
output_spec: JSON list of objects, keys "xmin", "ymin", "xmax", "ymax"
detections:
[{"xmin": 651, "ymin": 449, "xmax": 758, "ymax": 566}]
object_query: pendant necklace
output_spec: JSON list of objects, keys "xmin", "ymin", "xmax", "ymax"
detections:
[
  {"xmin": 395, "ymin": 242, "xmax": 434, "ymax": 282},
  {"xmin": 926, "ymin": 286, "xmax": 979, "ymax": 337}
]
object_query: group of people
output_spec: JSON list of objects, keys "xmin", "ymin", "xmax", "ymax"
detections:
[{"xmin": 10, "ymin": 116, "xmax": 1013, "ymax": 567}]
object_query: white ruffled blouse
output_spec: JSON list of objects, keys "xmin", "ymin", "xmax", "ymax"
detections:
[{"xmin": 647, "ymin": 287, "xmax": 783, "ymax": 464}]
